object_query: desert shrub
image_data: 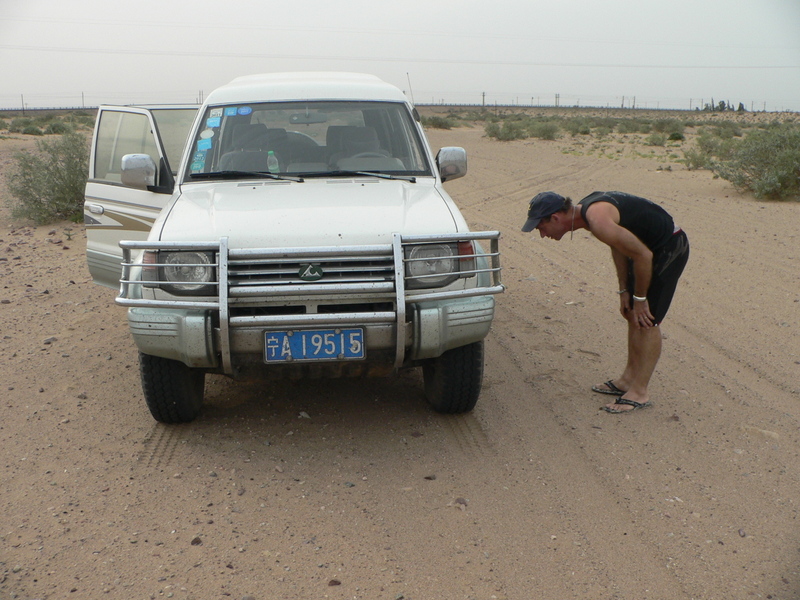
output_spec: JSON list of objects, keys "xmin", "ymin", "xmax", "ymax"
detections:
[
  {"xmin": 528, "ymin": 121, "xmax": 560, "ymax": 140},
  {"xmin": 712, "ymin": 121, "xmax": 743, "ymax": 139},
  {"xmin": 682, "ymin": 148, "xmax": 712, "ymax": 170},
  {"xmin": 45, "ymin": 121, "xmax": 73, "ymax": 135},
  {"xmin": 616, "ymin": 120, "xmax": 643, "ymax": 134},
  {"xmin": 591, "ymin": 117, "xmax": 618, "ymax": 131},
  {"xmin": 668, "ymin": 132, "xmax": 685, "ymax": 141},
  {"xmin": 646, "ymin": 133, "xmax": 666, "ymax": 146},
  {"xmin": 60, "ymin": 112, "xmax": 96, "ymax": 130},
  {"xmin": 422, "ymin": 115, "xmax": 456, "ymax": 130},
  {"xmin": 485, "ymin": 120, "xmax": 528, "ymax": 141},
  {"xmin": 33, "ymin": 115, "xmax": 55, "ymax": 128},
  {"xmin": 22, "ymin": 125, "xmax": 44, "ymax": 136},
  {"xmin": 6, "ymin": 132, "xmax": 90, "ymax": 223},
  {"xmin": 594, "ymin": 126, "xmax": 613, "ymax": 138},
  {"xmin": 682, "ymin": 130, "xmax": 737, "ymax": 170},
  {"xmin": 697, "ymin": 130, "xmax": 737, "ymax": 159},
  {"xmin": 563, "ymin": 118, "xmax": 592, "ymax": 136},
  {"xmin": 9, "ymin": 118, "xmax": 33, "ymax": 133},
  {"xmin": 0, "ymin": 119, "xmax": 7, "ymax": 130},
  {"xmin": 712, "ymin": 125, "xmax": 800, "ymax": 200},
  {"xmin": 653, "ymin": 119, "xmax": 685, "ymax": 137}
]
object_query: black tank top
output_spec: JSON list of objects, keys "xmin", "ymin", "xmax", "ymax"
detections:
[{"xmin": 579, "ymin": 191, "xmax": 674, "ymax": 252}]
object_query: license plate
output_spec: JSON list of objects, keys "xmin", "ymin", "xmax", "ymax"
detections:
[{"xmin": 264, "ymin": 328, "xmax": 365, "ymax": 363}]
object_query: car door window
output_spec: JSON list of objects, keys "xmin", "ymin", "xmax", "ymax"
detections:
[{"xmin": 93, "ymin": 111, "xmax": 159, "ymax": 183}]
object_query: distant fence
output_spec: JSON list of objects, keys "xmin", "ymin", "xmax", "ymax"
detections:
[
  {"xmin": 0, "ymin": 106, "xmax": 99, "ymax": 116},
  {"xmin": 1, "ymin": 103, "xmax": 794, "ymax": 117}
]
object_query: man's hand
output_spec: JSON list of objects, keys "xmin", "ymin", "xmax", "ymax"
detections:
[{"xmin": 631, "ymin": 297, "xmax": 655, "ymax": 328}]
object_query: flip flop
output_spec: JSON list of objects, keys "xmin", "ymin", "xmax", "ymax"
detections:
[
  {"xmin": 602, "ymin": 398, "xmax": 652, "ymax": 414},
  {"xmin": 591, "ymin": 380, "xmax": 626, "ymax": 396}
]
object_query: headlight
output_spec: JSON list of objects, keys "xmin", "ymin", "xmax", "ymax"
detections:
[
  {"xmin": 143, "ymin": 251, "xmax": 216, "ymax": 295},
  {"xmin": 405, "ymin": 243, "xmax": 459, "ymax": 289}
]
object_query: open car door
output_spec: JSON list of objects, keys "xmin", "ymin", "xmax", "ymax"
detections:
[{"xmin": 84, "ymin": 105, "xmax": 198, "ymax": 288}]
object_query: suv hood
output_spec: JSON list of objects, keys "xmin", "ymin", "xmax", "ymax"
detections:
[{"xmin": 158, "ymin": 179, "xmax": 461, "ymax": 247}]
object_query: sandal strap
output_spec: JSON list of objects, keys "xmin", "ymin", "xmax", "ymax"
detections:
[{"xmin": 616, "ymin": 398, "xmax": 648, "ymax": 409}]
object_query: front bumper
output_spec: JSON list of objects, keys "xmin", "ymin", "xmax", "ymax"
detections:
[
  {"xmin": 126, "ymin": 293, "xmax": 495, "ymax": 374},
  {"xmin": 118, "ymin": 232, "xmax": 503, "ymax": 374}
]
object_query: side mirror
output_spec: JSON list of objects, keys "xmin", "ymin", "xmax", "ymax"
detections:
[
  {"xmin": 120, "ymin": 154, "xmax": 157, "ymax": 190},
  {"xmin": 436, "ymin": 147, "xmax": 467, "ymax": 182}
]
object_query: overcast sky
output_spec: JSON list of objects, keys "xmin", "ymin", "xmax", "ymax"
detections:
[{"xmin": 1, "ymin": 0, "xmax": 799, "ymax": 112}]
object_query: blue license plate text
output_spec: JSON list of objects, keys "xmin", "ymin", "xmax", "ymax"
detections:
[{"xmin": 265, "ymin": 328, "xmax": 365, "ymax": 362}]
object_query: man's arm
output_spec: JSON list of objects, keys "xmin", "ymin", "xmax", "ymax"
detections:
[{"xmin": 585, "ymin": 203, "xmax": 656, "ymax": 327}]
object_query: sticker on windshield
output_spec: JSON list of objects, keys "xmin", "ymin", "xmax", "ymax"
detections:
[
  {"xmin": 190, "ymin": 149, "xmax": 207, "ymax": 173},
  {"xmin": 224, "ymin": 107, "xmax": 238, "ymax": 117},
  {"xmin": 197, "ymin": 138, "xmax": 212, "ymax": 151},
  {"xmin": 237, "ymin": 106, "xmax": 253, "ymax": 116},
  {"xmin": 210, "ymin": 108, "xmax": 223, "ymax": 118},
  {"xmin": 206, "ymin": 116, "xmax": 221, "ymax": 128},
  {"xmin": 199, "ymin": 129, "xmax": 215, "ymax": 139}
]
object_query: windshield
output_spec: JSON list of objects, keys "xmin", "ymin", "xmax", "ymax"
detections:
[{"xmin": 185, "ymin": 100, "xmax": 431, "ymax": 179}]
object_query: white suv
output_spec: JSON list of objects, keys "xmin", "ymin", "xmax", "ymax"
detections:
[{"xmin": 84, "ymin": 72, "xmax": 503, "ymax": 423}]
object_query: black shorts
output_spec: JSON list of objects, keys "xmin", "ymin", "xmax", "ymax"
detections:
[{"xmin": 626, "ymin": 229, "xmax": 689, "ymax": 325}]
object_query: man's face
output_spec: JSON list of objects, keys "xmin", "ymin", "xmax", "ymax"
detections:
[{"xmin": 536, "ymin": 212, "xmax": 569, "ymax": 240}]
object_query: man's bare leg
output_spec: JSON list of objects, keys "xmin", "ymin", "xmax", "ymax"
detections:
[
  {"xmin": 604, "ymin": 322, "xmax": 662, "ymax": 412},
  {"xmin": 593, "ymin": 316, "xmax": 637, "ymax": 394}
]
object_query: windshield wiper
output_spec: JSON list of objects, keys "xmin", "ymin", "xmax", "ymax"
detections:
[
  {"xmin": 299, "ymin": 170, "xmax": 416, "ymax": 183},
  {"xmin": 189, "ymin": 170, "xmax": 304, "ymax": 182}
]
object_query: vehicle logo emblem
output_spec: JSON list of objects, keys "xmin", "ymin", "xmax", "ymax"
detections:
[{"xmin": 299, "ymin": 264, "xmax": 323, "ymax": 281}]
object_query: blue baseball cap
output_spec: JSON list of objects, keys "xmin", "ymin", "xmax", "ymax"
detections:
[{"xmin": 521, "ymin": 192, "xmax": 566, "ymax": 232}]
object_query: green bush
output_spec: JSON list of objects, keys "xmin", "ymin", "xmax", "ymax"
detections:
[
  {"xmin": 712, "ymin": 121, "xmax": 743, "ymax": 139},
  {"xmin": 9, "ymin": 118, "xmax": 33, "ymax": 133},
  {"xmin": 695, "ymin": 130, "xmax": 735, "ymax": 159},
  {"xmin": 529, "ymin": 121, "xmax": 560, "ymax": 140},
  {"xmin": 594, "ymin": 126, "xmax": 613, "ymax": 138},
  {"xmin": 682, "ymin": 148, "xmax": 712, "ymax": 170},
  {"xmin": 563, "ymin": 118, "xmax": 592, "ymax": 136},
  {"xmin": 45, "ymin": 121, "xmax": 73, "ymax": 135},
  {"xmin": 485, "ymin": 120, "xmax": 528, "ymax": 141},
  {"xmin": 6, "ymin": 132, "xmax": 90, "ymax": 224},
  {"xmin": 22, "ymin": 125, "xmax": 44, "ymax": 136},
  {"xmin": 682, "ymin": 129, "xmax": 737, "ymax": 170},
  {"xmin": 616, "ymin": 120, "xmax": 642, "ymax": 134},
  {"xmin": 653, "ymin": 119, "xmax": 685, "ymax": 136},
  {"xmin": 712, "ymin": 125, "xmax": 800, "ymax": 200},
  {"xmin": 646, "ymin": 133, "xmax": 666, "ymax": 146},
  {"xmin": 422, "ymin": 115, "xmax": 456, "ymax": 129},
  {"xmin": 0, "ymin": 119, "xmax": 7, "ymax": 131}
]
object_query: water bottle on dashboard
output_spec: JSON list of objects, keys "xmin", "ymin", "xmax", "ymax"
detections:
[{"xmin": 267, "ymin": 150, "xmax": 279, "ymax": 173}]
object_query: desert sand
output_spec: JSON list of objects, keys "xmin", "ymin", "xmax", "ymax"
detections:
[{"xmin": 1, "ymin": 117, "xmax": 799, "ymax": 600}]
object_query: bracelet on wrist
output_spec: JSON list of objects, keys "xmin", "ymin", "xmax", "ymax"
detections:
[
  {"xmin": 616, "ymin": 289, "xmax": 628, "ymax": 295},
  {"xmin": 632, "ymin": 294, "xmax": 647, "ymax": 302}
]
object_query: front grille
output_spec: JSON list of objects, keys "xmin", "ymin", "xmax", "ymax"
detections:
[
  {"xmin": 228, "ymin": 301, "xmax": 394, "ymax": 318},
  {"xmin": 228, "ymin": 254, "xmax": 395, "ymax": 288}
]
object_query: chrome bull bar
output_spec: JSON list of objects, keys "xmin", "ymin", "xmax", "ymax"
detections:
[{"xmin": 117, "ymin": 232, "xmax": 503, "ymax": 374}]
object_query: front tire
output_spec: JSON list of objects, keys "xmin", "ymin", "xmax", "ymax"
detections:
[
  {"xmin": 139, "ymin": 352, "xmax": 205, "ymax": 423},
  {"xmin": 422, "ymin": 341, "xmax": 484, "ymax": 414}
]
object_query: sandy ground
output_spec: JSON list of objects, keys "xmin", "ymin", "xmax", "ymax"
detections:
[{"xmin": 1, "ymin": 121, "xmax": 799, "ymax": 600}]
